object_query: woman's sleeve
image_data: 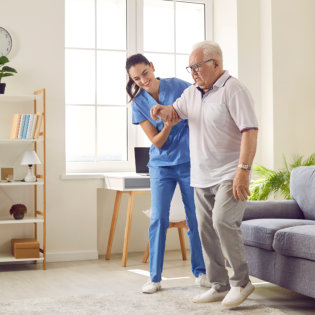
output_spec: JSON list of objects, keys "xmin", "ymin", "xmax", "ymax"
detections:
[{"xmin": 132, "ymin": 101, "xmax": 147, "ymax": 125}]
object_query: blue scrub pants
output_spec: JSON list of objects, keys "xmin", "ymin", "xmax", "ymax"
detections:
[{"xmin": 148, "ymin": 162, "xmax": 206, "ymax": 282}]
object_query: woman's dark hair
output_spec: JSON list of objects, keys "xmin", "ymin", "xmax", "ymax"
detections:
[{"xmin": 125, "ymin": 54, "xmax": 150, "ymax": 102}]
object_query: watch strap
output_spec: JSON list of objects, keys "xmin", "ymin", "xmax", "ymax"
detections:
[{"xmin": 238, "ymin": 164, "xmax": 251, "ymax": 170}]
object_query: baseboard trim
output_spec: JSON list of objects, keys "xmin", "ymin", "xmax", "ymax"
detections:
[{"xmin": 46, "ymin": 250, "xmax": 98, "ymax": 262}]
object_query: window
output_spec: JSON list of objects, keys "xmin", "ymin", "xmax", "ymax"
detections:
[{"xmin": 65, "ymin": 0, "xmax": 212, "ymax": 172}]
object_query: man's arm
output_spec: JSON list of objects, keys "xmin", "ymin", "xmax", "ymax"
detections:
[
  {"xmin": 233, "ymin": 129, "xmax": 258, "ymax": 201},
  {"xmin": 150, "ymin": 104, "xmax": 179, "ymax": 122}
]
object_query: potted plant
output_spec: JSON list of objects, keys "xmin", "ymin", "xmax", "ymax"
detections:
[
  {"xmin": 249, "ymin": 153, "xmax": 315, "ymax": 200},
  {"xmin": 0, "ymin": 56, "xmax": 17, "ymax": 94},
  {"xmin": 10, "ymin": 204, "xmax": 27, "ymax": 220}
]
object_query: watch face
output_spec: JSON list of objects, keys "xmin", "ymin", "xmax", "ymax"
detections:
[{"xmin": 0, "ymin": 27, "xmax": 12, "ymax": 56}]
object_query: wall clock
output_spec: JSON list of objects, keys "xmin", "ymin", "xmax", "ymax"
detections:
[{"xmin": 0, "ymin": 27, "xmax": 12, "ymax": 56}]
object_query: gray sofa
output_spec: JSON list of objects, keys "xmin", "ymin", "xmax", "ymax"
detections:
[{"xmin": 242, "ymin": 166, "xmax": 315, "ymax": 299}]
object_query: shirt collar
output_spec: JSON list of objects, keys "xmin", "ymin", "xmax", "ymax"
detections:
[
  {"xmin": 194, "ymin": 70, "xmax": 231, "ymax": 95},
  {"xmin": 213, "ymin": 70, "xmax": 230, "ymax": 88}
]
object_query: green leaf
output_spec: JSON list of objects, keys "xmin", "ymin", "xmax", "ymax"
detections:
[
  {"xmin": 0, "ymin": 56, "xmax": 9, "ymax": 65},
  {"xmin": 303, "ymin": 153, "xmax": 315, "ymax": 166},
  {"xmin": 2, "ymin": 66, "xmax": 17, "ymax": 73},
  {"xmin": 1, "ymin": 73, "xmax": 14, "ymax": 78}
]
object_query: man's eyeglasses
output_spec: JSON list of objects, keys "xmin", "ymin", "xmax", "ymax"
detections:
[{"xmin": 186, "ymin": 59, "xmax": 214, "ymax": 73}]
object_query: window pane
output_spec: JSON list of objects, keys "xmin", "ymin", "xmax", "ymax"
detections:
[
  {"xmin": 65, "ymin": 49, "xmax": 95, "ymax": 105},
  {"xmin": 176, "ymin": 2, "xmax": 205, "ymax": 53},
  {"xmin": 97, "ymin": 51, "xmax": 126, "ymax": 105},
  {"xmin": 144, "ymin": 53, "xmax": 175, "ymax": 78},
  {"xmin": 143, "ymin": 0, "xmax": 174, "ymax": 52},
  {"xmin": 97, "ymin": 107, "xmax": 127, "ymax": 161},
  {"xmin": 176, "ymin": 54, "xmax": 193, "ymax": 83},
  {"xmin": 66, "ymin": 106, "xmax": 95, "ymax": 162},
  {"xmin": 65, "ymin": 0, "xmax": 95, "ymax": 48},
  {"xmin": 97, "ymin": 0, "xmax": 126, "ymax": 50}
]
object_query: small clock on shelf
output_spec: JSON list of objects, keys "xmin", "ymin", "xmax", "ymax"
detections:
[{"xmin": 0, "ymin": 27, "xmax": 12, "ymax": 56}]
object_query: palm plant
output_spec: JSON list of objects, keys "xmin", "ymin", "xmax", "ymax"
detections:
[{"xmin": 249, "ymin": 153, "xmax": 315, "ymax": 200}]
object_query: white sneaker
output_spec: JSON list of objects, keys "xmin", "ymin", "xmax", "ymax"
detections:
[
  {"xmin": 221, "ymin": 282, "xmax": 255, "ymax": 307},
  {"xmin": 142, "ymin": 281, "xmax": 161, "ymax": 294},
  {"xmin": 192, "ymin": 288, "xmax": 229, "ymax": 303},
  {"xmin": 195, "ymin": 274, "xmax": 211, "ymax": 288}
]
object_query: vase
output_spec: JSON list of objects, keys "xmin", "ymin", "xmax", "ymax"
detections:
[
  {"xmin": 0, "ymin": 83, "xmax": 6, "ymax": 94},
  {"xmin": 13, "ymin": 212, "xmax": 25, "ymax": 220}
]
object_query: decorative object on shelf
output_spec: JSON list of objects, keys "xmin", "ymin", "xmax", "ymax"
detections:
[
  {"xmin": 1, "ymin": 168, "xmax": 13, "ymax": 181},
  {"xmin": 0, "ymin": 27, "xmax": 12, "ymax": 56},
  {"xmin": 11, "ymin": 238, "xmax": 40, "ymax": 259},
  {"xmin": 0, "ymin": 55, "xmax": 17, "ymax": 94},
  {"xmin": 20, "ymin": 151, "xmax": 41, "ymax": 182},
  {"xmin": 9, "ymin": 203, "xmax": 27, "ymax": 220}
]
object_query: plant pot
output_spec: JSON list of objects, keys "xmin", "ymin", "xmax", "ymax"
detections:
[
  {"xmin": 0, "ymin": 83, "xmax": 6, "ymax": 94},
  {"xmin": 13, "ymin": 212, "xmax": 25, "ymax": 220}
]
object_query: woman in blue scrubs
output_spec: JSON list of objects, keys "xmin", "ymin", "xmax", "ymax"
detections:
[{"xmin": 126, "ymin": 54, "xmax": 208, "ymax": 294}]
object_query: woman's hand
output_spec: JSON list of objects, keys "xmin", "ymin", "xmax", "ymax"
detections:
[
  {"xmin": 164, "ymin": 115, "xmax": 180, "ymax": 127},
  {"xmin": 151, "ymin": 104, "xmax": 177, "ymax": 122}
]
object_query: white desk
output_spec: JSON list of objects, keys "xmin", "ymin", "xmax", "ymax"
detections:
[{"xmin": 103, "ymin": 172, "xmax": 150, "ymax": 267}]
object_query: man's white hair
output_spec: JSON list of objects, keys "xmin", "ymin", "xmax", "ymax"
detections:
[{"xmin": 192, "ymin": 40, "xmax": 223, "ymax": 64}]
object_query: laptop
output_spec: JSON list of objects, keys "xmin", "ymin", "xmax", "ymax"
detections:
[{"xmin": 134, "ymin": 147, "xmax": 150, "ymax": 175}]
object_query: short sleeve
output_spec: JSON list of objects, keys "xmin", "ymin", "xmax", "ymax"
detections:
[
  {"xmin": 173, "ymin": 87, "xmax": 191, "ymax": 120},
  {"xmin": 132, "ymin": 101, "xmax": 147, "ymax": 125},
  {"xmin": 227, "ymin": 86, "xmax": 258, "ymax": 132}
]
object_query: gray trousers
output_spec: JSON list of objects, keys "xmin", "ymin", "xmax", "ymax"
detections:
[{"xmin": 194, "ymin": 180, "xmax": 250, "ymax": 292}]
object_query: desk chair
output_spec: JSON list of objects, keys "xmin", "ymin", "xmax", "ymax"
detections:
[{"xmin": 142, "ymin": 184, "xmax": 188, "ymax": 263}]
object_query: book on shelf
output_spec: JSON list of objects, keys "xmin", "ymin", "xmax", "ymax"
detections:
[
  {"xmin": 9, "ymin": 112, "xmax": 43, "ymax": 139},
  {"xmin": 17, "ymin": 114, "xmax": 26, "ymax": 139},
  {"xmin": 33, "ymin": 112, "xmax": 43, "ymax": 139},
  {"xmin": 22, "ymin": 114, "xmax": 30, "ymax": 139},
  {"xmin": 27, "ymin": 114, "xmax": 37, "ymax": 139},
  {"xmin": 9, "ymin": 113, "xmax": 21, "ymax": 139}
]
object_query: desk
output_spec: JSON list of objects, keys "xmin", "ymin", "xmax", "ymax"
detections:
[{"xmin": 104, "ymin": 172, "xmax": 150, "ymax": 267}]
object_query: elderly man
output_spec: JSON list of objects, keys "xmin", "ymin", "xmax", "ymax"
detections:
[{"xmin": 151, "ymin": 40, "xmax": 258, "ymax": 308}]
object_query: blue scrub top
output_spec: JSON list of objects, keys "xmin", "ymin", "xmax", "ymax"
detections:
[{"xmin": 132, "ymin": 77, "xmax": 191, "ymax": 167}]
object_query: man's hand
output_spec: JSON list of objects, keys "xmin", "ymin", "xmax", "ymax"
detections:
[
  {"xmin": 233, "ymin": 169, "xmax": 251, "ymax": 201},
  {"xmin": 150, "ymin": 105, "xmax": 178, "ymax": 122}
]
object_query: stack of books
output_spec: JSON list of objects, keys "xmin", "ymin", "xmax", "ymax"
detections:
[{"xmin": 10, "ymin": 113, "xmax": 43, "ymax": 139}]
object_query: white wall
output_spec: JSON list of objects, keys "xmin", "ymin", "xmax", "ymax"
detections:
[
  {"xmin": 271, "ymin": 0, "xmax": 315, "ymax": 168},
  {"xmin": 213, "ymin": 0, "xmax": 238, "ymax": 77},
  {"xmin": 1, "ymin": 0, "xmax": 314, "ymax": 263}
]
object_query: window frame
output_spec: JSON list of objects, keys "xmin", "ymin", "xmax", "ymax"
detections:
[{"xmin": 66, "ymin": 0, "xmax": 213, "ymax": 173}]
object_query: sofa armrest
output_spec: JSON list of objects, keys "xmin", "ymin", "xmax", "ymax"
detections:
[{"xmin": 243, "ymin": 200, "xmax": 304, "ymax": 221}]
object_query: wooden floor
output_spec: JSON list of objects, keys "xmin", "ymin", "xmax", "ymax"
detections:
[{"xmin": 0, "ymin": 251, "xmax": 314, "ymax": 314}]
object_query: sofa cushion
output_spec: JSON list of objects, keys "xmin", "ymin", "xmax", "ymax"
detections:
[
  {"xmin": 241, "ymin": 219, "xmax": 315, "ymax": 250},
  {"xmin": 290, "ymin": 166, "xmax": 315, "ymax": 220},
  {"xmin": 273, "ymin": 225, "xmax": 315, "ymax": 261}
]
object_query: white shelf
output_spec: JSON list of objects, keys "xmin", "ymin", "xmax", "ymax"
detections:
[
  {"xmin": 0, "ymin": 88, "xmax": 46, "ymax": 269},
  {"xmin": 0, "ymin": 253, "xmax": 44, "ymax": 263},
  {"xmin": 0, "ymin": 217, "xmax": 44, "ymax": 224},
  {"xmin": 0, "ymin": 179, "xmax": 44, "ymax": 186},
  {"xmin": 0, "ymin": 95, "xmax": 35, "ymax": 102},
  {"xmin": 0, "ymin": 139, "xmax": 43, "ymax": 144}
]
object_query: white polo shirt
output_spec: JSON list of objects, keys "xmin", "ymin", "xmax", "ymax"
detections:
[{"xmin": 173, "ymin": 71, "xmax": 258, "ymax": 188}]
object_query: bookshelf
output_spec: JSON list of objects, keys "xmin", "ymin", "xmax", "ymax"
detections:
[{"xmin": 0, "ymin": 89, "xmax": 46, "ymax": 269}]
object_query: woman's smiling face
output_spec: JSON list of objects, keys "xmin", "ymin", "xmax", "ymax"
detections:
[{"xmin": 128, "ymin": 62, "xmax": 157, "ymax": 93}]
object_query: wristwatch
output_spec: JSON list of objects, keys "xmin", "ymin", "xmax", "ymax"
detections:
[{"xmin": 238, "ymin": 164, "xmax": 251, "ymax": 170}]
